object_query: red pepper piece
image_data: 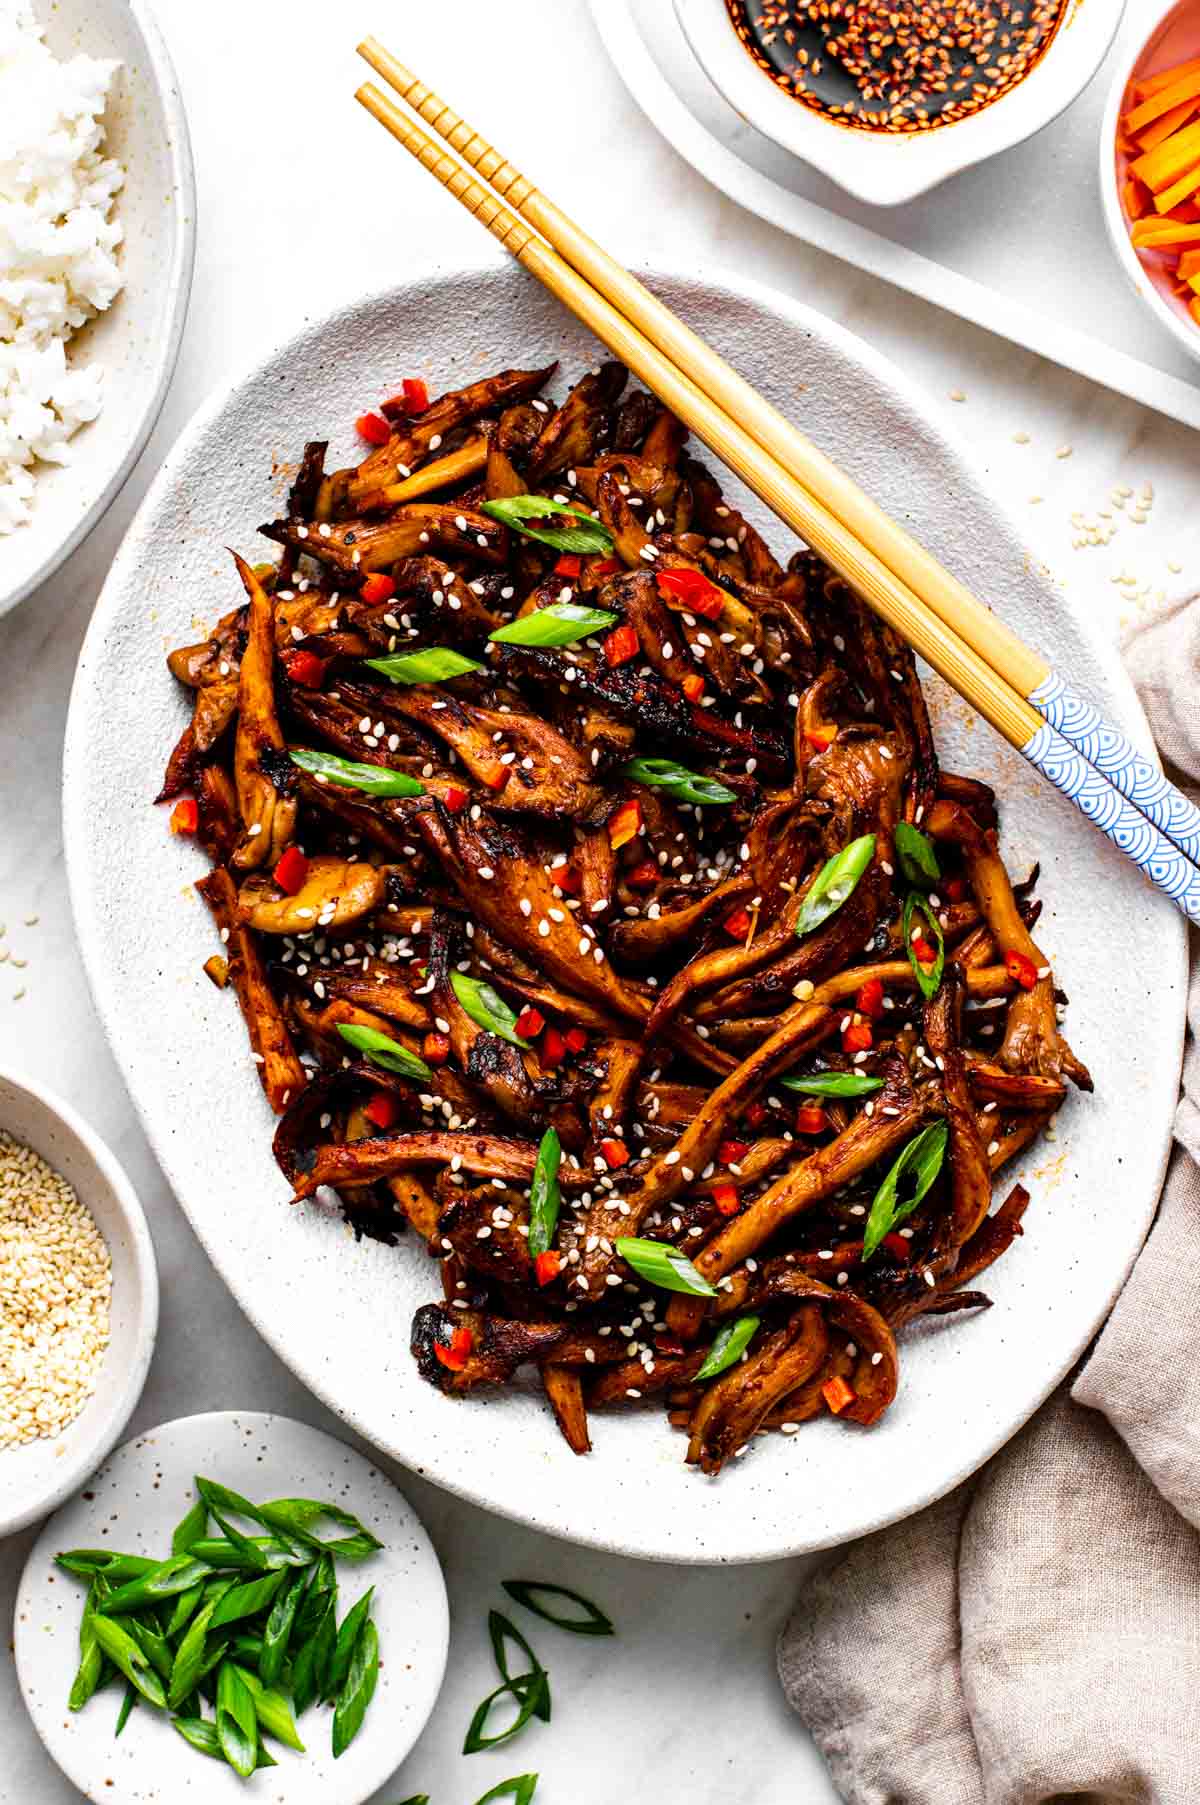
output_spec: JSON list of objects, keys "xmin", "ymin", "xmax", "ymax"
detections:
[
  {"xmin": 842, "ymin": 1022, "xmax": 874, "ymax": 1054},
  {"xmin": 541, "ymin": 1028, "xmax": 567, "ymax": 1066},
  {"xmin": 443, "ymin": 784, "xmax": 468, "ymax": 814},
  {"xmin": 534, "ymin": 1250, "xmax": 561, "ymax": 1287},
  {"xmin": 712, "ymin": 1183, "xmax": 740, "ymax": 1217},
  {"xmin": 360, "ymin": 572, "xmax": 396, "ymax": 605},
  {"xmin": 590, "ymin": 556, "xmax": 622, "ymax": 577},
  {"xmin": 723, "ymin": 906, "xmax": 752, "ymax": 940},
  {"xmin": 805, "ymin": 725, "xmax": 838, "ymax": 752},
  {"xmin": 282, "ymin": 648, "xmax": 328, "ymax": 689},
  {"xmin": 944, "ymin": 876, "xmax": 967, "ymax": 902},
  {"xmin": 603, "ymin": 623, "xmax": 640, "ymax": 667},
  {"xmin": 514, "ymin": 1006, "xmax": 545, "ymax": 1041},
  {"xmin": 856, "ymin": 977, "xmax": 884, "ymax": 1019},
  {"xmin": 402, "ymin": 376, "xmax": 429, "ymax": 415},
  {"xmin": 434, "ymin": 1325, "xmax": 474, "ymax": 1371},
  {"xmin": 795, "ymin": 1104, "xmax": 829, "ymax": 1135},
  {"xmin": 654, "ymin": 1332, "xmax": 687, "ymax": 1356},
  {"xmin": 822, "ymin": 1375, "xmax": 856, "ymax": 1416},
  {"xmin": 608, "ymin": 798, "xmax": 642, "ymax": 850},
  {"xmin": 681, "ymin": 672, "xmax": 705, "ymax": 702},
  {"xmin": 744, "ymin": 1102, "xmax": 767, "ymax": 1129},
  {"xmin": 273, "ymin": 846, "xmax": 309, "ymax": 896},
  {"xmin": 482, "ymin": 764, "xmax": 511, "ymax": 793},
  {"xmin": 422, "ymin": 1032, "xmax": 451, "ymax": 1066},
  {"xmin": 169, "ymin": 798, "xmax": 198, "ymax": 835},
  {"xmin": 599, "ymin": 1137, "xmax": 629, "ymax": 1168},
  {"xmin": 553, "ymin": 865, "xmax": 581, "ymax": 896},
  {"xmin": 718, "ymin": 1139, "xmax": 749, "ymax": 1166},
  {"xmin": 880, "ymin": 1232, "xmax": 912, "ymax": 1263},
  {"xmin": 624, "ymin": 859, "xmax": 659, "ymax": 889},
  {"xmin": 656, "ymin": 566, "xmax": 723, "ymax": 618},
  {"xmin": 1005, "ymin": 948, "xmax": 1039, "ymax": 991},
  {"xmin": 364, "ymin": 1091, "xmax": 401, "ymax": 1131},
  {"xmin": 355, "ymin": 411, "xmax": 391, "ymax": 446},
  {"xmin": 564, "ymin": 1027, "xmax": 588, "ymax": 1054},
  {"xmin": 554, "ymin": 554, "xmax": 582, "ymax": 578}
]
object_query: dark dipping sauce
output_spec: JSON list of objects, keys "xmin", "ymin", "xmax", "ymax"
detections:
[{"xmin": 724, "ymin": 1, "xmax": 1071, "ymax": 134}]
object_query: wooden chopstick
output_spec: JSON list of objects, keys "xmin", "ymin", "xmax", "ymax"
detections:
[
  {"xmin": 357, "ymin": 40, "xmax": 1200, "ymax": 879},
  {"xmin": 353, "ymin": 68, "xmax": 1200, "ymax": 923}
]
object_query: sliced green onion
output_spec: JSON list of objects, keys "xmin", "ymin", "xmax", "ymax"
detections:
[
  {"xmin": 623, "ymin": 757, "xmax": 737, "ymax": 807},
  {"xmin": 216, "ymin": 1660, "xmax": 259, "ymax": 1778},
  {"xmin": 332, "ymin": 1617, "xmax": 379, "ymax": 1759},
  {"xmin": 779, "ymin": 1072, "xmax": 885, "ymax": 1098},
  {"xmin": 97, "ymin": 1554, "xmax": 214, "ymax": 1615},
  {"xmin": 336, "ymin": 1022, "xmax": 433, "ymax": 1081},
  {"xmin": 208, "ymin": 1568, "xmax": 287, "ymax": 1631},
  {"xmin": 894, "ymin": 820, "xmax": 940, "ymax": 888},
  {"xmin": 489, "ymin": 599, "xmax": 617, "ymax": 647},
  {"xmin": 114, "ymin": 1682, "xmax": 138, "ymax": 1738},
  {"xmin": 170, "ymin": 1496, "xmax": 208, "ymax": 1555},
  {"xmin": 527, "ymin": 1128, "xmax": 561, "ymax": 1259},
  {"xmin": 481, "ymin": 493, "xmax": 615, "ymax": 555},
  {"xmin": 615, "ymin": 1236, "xmax": 716, "ymax": 1297},
  {"xmin": 395, "ymin": 1797, "xmax": 432, "ymax": 1805},
  {"xmin": 862, "ymin": 1120, "xmax": 949, "ymax": 1263},
  {"xmin": 256, "ymin": 1496, "xmax": 383, "ymax": 1561},
  {"xmin": 473, "ymin": 1779, "xmax": 539, "ymax": 1805},
  {"xmin": 500, "ymin": 1580, "xmax": 614, "ymax": 1637},
  {"xmin": 903, "ymin": 892, "xmax": 946, "ymax": 1002},
  {"xmin": 234, "ymin": 1666, "xmax": 306, "ymax": 1753},
  {"xmin": 794, "ymin": 834, "xmax": 876, "ymax": 938},
  {"xmin": 694, "ymin": 1315, "xmax": 761, "ymax": 1382},
  {"xmin": 365, "ymin": 648, "xmax": 483, "ymax": 685},
  {"xmin": 91, "ymin": 1617, "xmax": 167, "ymax": 1711},
  {"xmin": 290, "ymin": 747, "xmax": 424, "ymax": 797},
  {"xmin": 489, "ymin": 1611, "xmax": 552, "ymax": 1724},
  {"xmin": 463, "ymin": 1674, "xmax": 549, "ymax": 1753},
  {"xmin": 451, "ymin": 972, "xmax": 530, "ymax": 1047},
  {"xmin": 323, "ymin": 1586, "xmax": 374, "ymax": 1704}
]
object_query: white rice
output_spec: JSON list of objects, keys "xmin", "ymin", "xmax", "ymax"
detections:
[{"xmin": 0, "ymin": 0, "xmax": 124, "ymax": 535}]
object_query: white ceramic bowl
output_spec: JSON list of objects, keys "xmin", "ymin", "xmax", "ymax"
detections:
[
  {"xmin": 0, "ymin": 1067, "xmax": 158, "ymax": 1537},
  {"xmin": 0, "ymin": 0, "xmax": 196, "ymax": 620},
  {"xmin": 675, "ymin": 0, "xmax": 1128, "ymax": 205},
  {"xmin": 1100, "ymin": 0, "xmax": 1200, "ymax": 368}
]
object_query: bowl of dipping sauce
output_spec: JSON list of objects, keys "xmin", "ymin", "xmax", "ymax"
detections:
[
  {"xmin": 0, "ymin": 1067, "xmax": 157, "ymax": 1536},
  {"xmin": 675, "ymin": 0, "xmax": 1129, "ymax": 205},
  {"xmin": 1101, "ymin": 0, "xmax": 1200, "ymax": 365}
]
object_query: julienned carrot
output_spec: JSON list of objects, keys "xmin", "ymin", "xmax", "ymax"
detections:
[
  {"xmin": 1131, "ymin": 217, "xmax": 1200, "ymax": 247},
  {"xmin": 1156, "ymin": 162, "xmax": 1200, "ymax": 215},
  {"xmin": 1137, "ymin": 98, "xmax": 1200, "ymax": 153},
  {"xmin": 1126, "ymin": 66, "xmax": 1200, "ymax": 134},
  {"xmin": 1133, "ymin": 56, "xmax": 1200, "ymax": 102},
  {"xmin": 1131, "ymin": 120, "xmax": 1200, "ymax": 191},
  {"xmin": 1178, "ymin": 249, "xmax": 1200, "ymax": 277}
]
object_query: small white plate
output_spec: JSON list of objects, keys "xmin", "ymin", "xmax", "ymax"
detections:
[{"xmin": 14, "ymin": 1411, "xmax": 449, "ymax": 1805}]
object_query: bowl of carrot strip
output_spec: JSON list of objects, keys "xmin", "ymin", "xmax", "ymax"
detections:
[{"xmin": 1105, "ymin": 0, "xmax": 1200, "ymax": 361}]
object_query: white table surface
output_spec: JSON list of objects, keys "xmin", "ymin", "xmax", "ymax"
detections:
[{"xmin": 2, "ymin": 3, "xmax": 1198, "ymax": 1800}]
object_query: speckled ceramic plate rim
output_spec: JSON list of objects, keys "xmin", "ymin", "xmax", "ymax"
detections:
[
  {"xmin": 14, "ymin": 1410, "xmax": 449, "ymax": 1805},
  {"xmin": 62, "ymin": 257, "xmax": 1188, "ymax": 1564}
]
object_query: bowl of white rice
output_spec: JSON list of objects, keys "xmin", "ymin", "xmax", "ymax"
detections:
[
  {"xmin": 0, "ymin": 0, "xmax": 195, "ymax": 618},
  {"xmin": 0, "ymin": 1065, "xmax": 158, "ymax": 1537}
]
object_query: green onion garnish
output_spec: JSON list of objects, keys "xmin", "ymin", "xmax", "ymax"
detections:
[
  {"xmin": 463, "ymin": 1674, "xmax": 550, "ymax": 1754},
  {"xmin": 450, "ymin": 973, "xmax": 530, "ymax": 1047},
  {"xmin": 779, "ymin": 1072, "xmax": 885, "ymax": 1098},
  {"xmin": 614, "ymin": 1236, "xmax": 716, "ymax": 1297},
  {"xmin": 290, "ymin": 748, "xmax": 424, "ymax": 797},
  {"xmin": 894, "ymin": 820, "xmax": 940, "ymax": 888},
  {"xmin": 472, "ymin": 1778, "xmax": 539, "ymax": 1805},
  {"xmin": 331, "ymin": 1617, "xmax": 379, "ymax": 1758},
  {"xmin": 336, "ymin": 1022, "xmax": 433, "ymax": 1081},
  {"xmin": 364, "ymin": 648, "xmax": 483, "ymax": 685},
  {"xmin": 481, "ymin": 493, "xmax": 615, "ymax": 555},
  {"xmin": 527, "ymin": 1128, "xmax": 561, "ymax": 1259},
  {"xmin": 903, "ymin": 892, "xmax": 946, "ymax": 1001},
  {"xmin": 862, "ymin": 1120, "xmax": 949, "ymax": 1263},
  {"xmin": 623, "ymin": 757, "xmax": 737, "ymax": 807},
  {"xmin": 500, "ymin": 1579, "xmax": 614, "ymax": 1636},
  {"xmin": 489, "ymin": 1612, "xmax": 552, "ymax": 1723},
  {"xmin": 488, "ymin": 599, "xmax": 617, "ymax": 647},
  {"xmin": 694, "ymin": 1314, "xmax": 761, "ymax": 1382},
  {"xmin": 794, "ymin": 834, "xmax": 876, "ymax": 938}
]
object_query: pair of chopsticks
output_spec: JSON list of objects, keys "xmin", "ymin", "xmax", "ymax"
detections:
[{"xmin": 355, "ymin": 40, "xmax": 1200, "ymax": 925}]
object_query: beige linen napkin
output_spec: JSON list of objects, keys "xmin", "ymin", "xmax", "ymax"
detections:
[{"xmin": 779, "ymin": 595, "xmax": 1200, "ymax": 1805}]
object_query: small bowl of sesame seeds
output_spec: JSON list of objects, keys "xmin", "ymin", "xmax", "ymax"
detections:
[
  {"xmin": 0, "ymin": 1067, "xmax": 157, "ymax": 1537},
  {"xmin": 675, "ymin": 0, "xmax": 1129, "ymax": 206}
]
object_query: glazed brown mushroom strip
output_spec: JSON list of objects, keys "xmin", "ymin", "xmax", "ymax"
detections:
[{"xmin": 160, "ymin": 356, "xmax": 1091, "ymax": 1473}]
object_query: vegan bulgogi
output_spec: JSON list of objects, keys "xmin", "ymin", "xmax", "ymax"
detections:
[{"xmin": 159, "ymin": 357, "xmax": 1092, "ymax": 1475}]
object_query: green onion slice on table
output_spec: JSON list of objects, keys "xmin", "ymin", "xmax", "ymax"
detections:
[
  {"xmin": 794, "ymin": 834, "xmax": 876, "ymax": 937},
  {"xmin": 481, "ymin": 493, "xmax": 615, "ymax": 555},
  {"xmin": 500, "ymin": 1579, "xmax": 614, "ymax": 1637}
]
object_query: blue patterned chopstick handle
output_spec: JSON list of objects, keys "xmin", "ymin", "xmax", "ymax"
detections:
[
  {"xmin": 1023, "ymin": 720, "xmax": 1200, "ymax": 923},
  {"xmin": 1029, "ymin": 672, "xmax": 1200, "ymax": 864}
]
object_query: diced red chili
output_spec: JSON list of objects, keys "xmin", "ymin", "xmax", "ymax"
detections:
[
  {"xmin": 482, "ymin": 764, "xmax": 511, "ymax": 793},
  {"xmin": 656, "ymin": 566, "xmax": 723, "ymax": 618},
  {"xmin": 590, "ymin": 557, "xmax": 622, "ymax": 577},
  {"xmin": 443, "ymin": 784, "xmax": 468, "ymax": 814},
  {"xmin": 514, "ymin": 1006, "xmax": 545, "ymax": 1041},
  {"xmin": 856, "ymin": 977, "xmax": 884, "ymax": 1018},
  {"xmin": 402, "ymin": 377, "xmax": 429, "ymax": 414},
  {"xmin": 681, "ymin": 672, "xmax": 705, "ymax": 703},
  {"xmin": 743, "ymin": 1102, "xmax": 767, "ymax": 1129},
  {"xmin": 360, "ymin": 572, "xmax": 396, "ymax": 605},
  {"xmin": 796, "ymin": 1104, "xmax": 829, "ymax": 1135},
  {"xmin": 356, "ymin": 411, "xmax": 391, "ymax": 446},
  {"xmin": 624, "ymin": 859, "xmax": 659, "ymax": 889},
  {"xmin": 712, "ymin": 1183, "xmax": 740, "ymax": 1217},
  {"xmin": 273, "ymin": 846, "xmax": 309, "ymax": 895},
  {"xmin": 911, "ymin": 934, "xmax": 937, "ymax": 967},
  {"xmin": 553, "ymin": 865, "xmax": 581, "ymax": 896},
  {"xmin": 654, "ymin": 1332, "xmax": 687, "ymax": 1356},
  {"xmin": 422, "ymin": 1032, "xmax": 451, "ymax": 1066},
  {"xmin": 944, "ymin": 877, "xmax": 967, "ymax": 902},
  {"xmin": 718, "ymin": 1138, "xmax": 749, "ymax": 1166},
  {"xmin": 434, "ymin": 1325, "xmax": 473, "ymax": 1371},
  {"xmin": 554, "ymin": 554, "xmax": 582, "ymax": 578},
  {"xmin": 723, "ymin": 906, "xmax": 752, "ymax": 940},
  {"xmin": 881, "ymin": 1232, "xmax": 912, "ymax": 1263},
  {"xmin": 282, "ymin": 648, "xmax": 329, "ymax": 689},
  {"xmin": 600, "ymin": 1137, "xmax": 629, "ymax": 1168},
  {"xmin": 364, "ymin": 1091, "xmax": 401, "ymax": 1131},
  {"xmin": 564, "ymin": 1026, "xmax": 588, "ymax": 1054},
  {"xmin": 534, "ymin": 1250, "xmax": 561, "ymax": 1287},
  {"xmin": 822, "ymin": 1375, "xmax": 856, "ymax": 1416},
  {"xmin": 805, "ymin": 725, "xmax": 838, "ymax": 751},
  {"xmin": 169, "ymin": 798, "xmax": 198, "ymax": 835},
  {"xmin": 541, "ymin": 1028, "xmax": 567, "ymax": 1066},
  {"xmin": 603, "ymin": 624, "xmax": 640, "ymax": 667},
  {"xmin": 608, "ymin": 798, "xmax": 642, "ymax": 849},
  {"xmin": 1005, "ymin": 949, "xmax": 1039, "ymax": 991},
  {"xmin": 842, "ymin": 1022, "xmax": 874, "ymax": 1054}
]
